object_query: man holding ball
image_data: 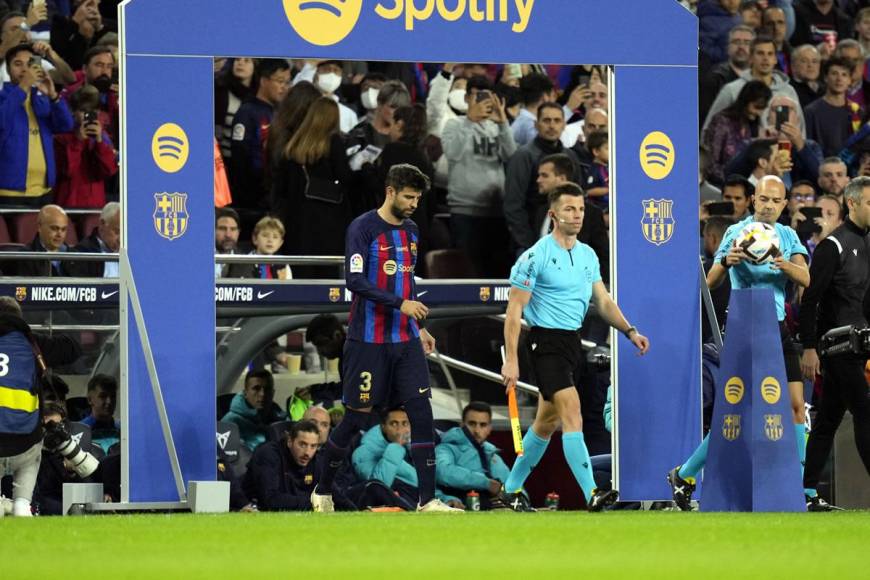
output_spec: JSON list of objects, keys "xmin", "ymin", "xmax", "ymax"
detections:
[{"xmin": 668, "ymin": 175, "xmax": 810, "ymax": 510}]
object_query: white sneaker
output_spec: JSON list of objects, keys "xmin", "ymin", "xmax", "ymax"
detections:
[
  {"xmin": 0, "ymin": 495, "xmax": 11, "ymax": 517},
  {"xmin": 12, "ymin": 498, "xmax": 32, "ymax": 517},
  {"xmin": 310, "ymin": 489, "xmax": 334, "ymax": 513},
  {"xmin": 417, "ymin": 498, "xmax": 464, "ymax": 513}
]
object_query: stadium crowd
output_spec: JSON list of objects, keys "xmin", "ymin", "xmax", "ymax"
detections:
[{"xmin": 3, "ymin": 0, "xmax": 870, "ymax": 513}]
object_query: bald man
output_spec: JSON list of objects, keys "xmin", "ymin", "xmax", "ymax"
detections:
[
  {"xmin": 668, "ymin": 176, "xmax": 811, "ymax": 510},
  {"xmin": 303, "ymin": 406, "xmax": 332, "ymax": 445},
  {"xmin": 17, "ymin": 205, "xmax": 70, "ymax": 277}
]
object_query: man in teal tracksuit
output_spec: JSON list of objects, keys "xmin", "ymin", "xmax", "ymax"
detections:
[
  {"xmin": 436, "ymin": 402, "xmax": 511, "ymax": 510},
  {"xmin": 353, "ymin": 407, "xmax": 459, "ymax": 510},
  {"xmin": 221, "ymin": 370, "xmax": 286, "ymax": 451}
]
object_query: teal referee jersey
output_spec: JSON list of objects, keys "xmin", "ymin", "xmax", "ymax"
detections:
[{"xmin": 509, "ymin": 234, "xmax": 602, "ymax": 330}]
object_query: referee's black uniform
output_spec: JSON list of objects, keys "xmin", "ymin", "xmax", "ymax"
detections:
[{"xmin": 799, "ymin": 218, "xmax": 870, "ymax": 491}]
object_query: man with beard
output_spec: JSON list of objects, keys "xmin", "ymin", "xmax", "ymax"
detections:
[
  {"xmin": 214, "ymin": 207, "xmax": 243, "ymax": 278},
  {"xmin": 61, "ymin": 46, "xmax": 117, "ymax": 145}
]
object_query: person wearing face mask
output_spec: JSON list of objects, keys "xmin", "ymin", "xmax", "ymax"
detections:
[
  {"xmin": 347, "ymin": 79, "xmax": 411, "ymax": 154},
  {"xmin": 426, "ymin": 63, "xmax": 468, "ymax": 189},
  {"xmin": 312, "ymin": 60, "xmax": 357, "ymax": 133},
  {"xmin": 356, "ymin": 72, "xmax": 386, "ymax": 121}
]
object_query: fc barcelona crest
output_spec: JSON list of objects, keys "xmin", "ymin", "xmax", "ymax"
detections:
[
  {"xmin": 15, "ymin": 287, "xmax": 26, "ymax": 302},
  {"xmin": 480, "ymin": 286, "xmax": 491, "ymax": 302},
  {"xmin": 641, "ymin": 199, "xmax": 675, "ymax": 246},
  {"xmin": 153, "ymin": 192, "xmax": 189, "ymax": 241},
  {"xmin": 764, "ymin": 414, "xmax": 784, "ymax": 441},
  {"xmin": 329, "ymin": 287, "xmax": 341, "ymax": 303},
  {"xmin": 723, "ymin": 414, "xmax": 741, "ymax": 441}
]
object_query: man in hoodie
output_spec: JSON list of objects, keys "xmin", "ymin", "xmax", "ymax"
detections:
[
  {"xmin": 442, "ymin": 74, "xmax": 517, "ymax": 277},
  {"xmin": 220, "ymin": 369, "xmax": 287, "ymax": 452},
  {"xmin": 698, "ymin": 0, "xmax": 743, "ymax": 67},
  {"xmin": 704, "ymin": 35, "xmax": 803, "ymax": 133},
  {"xmin": 353, "ymin": 407, "xmax": 462, "ymax": 510},
  {"xmin": 435, "ymin": 402, "xmax": 511, "ymax": 510}
]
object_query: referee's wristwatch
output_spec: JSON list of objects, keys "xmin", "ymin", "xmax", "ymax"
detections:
[
  {"xmin": 623, "ymin": 326, "xmax": 638, "ymax": 339},
  {"xmin": 719, "ymin": 255, "xmax": 731, "ymax": 269}
]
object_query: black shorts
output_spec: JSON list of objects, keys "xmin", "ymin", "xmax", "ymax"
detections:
[
  {"xmin": 341, "ymin": 338, "xmax": 431, "ymax": 409},
  {"xmin": 779, "ymin": 322, "xmax": 802, "ymax": 384},
  {"xmin": 527, "ymin": 327, "xmax": 583, "ymax": 401}
]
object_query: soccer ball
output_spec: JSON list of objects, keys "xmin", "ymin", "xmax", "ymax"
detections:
[{"xmin": 735, "ymin": 221, "xmax": 780, "ymax": 264}]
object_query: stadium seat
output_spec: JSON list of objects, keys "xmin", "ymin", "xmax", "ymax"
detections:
[
  {"xmin": 11, "ymin": 213, "xmax": 37, "ymax": 244},
  {"xmin": 0, "ymin": 216, "xmax": 10, "ymax": 244},
  {"xmin": 268, "ymin": 420, "xmax": 293, "ymax": 442},
  {"xmin": 216, "ymin": 393, "xmax": 235, "ymax": 421},
  {"xmin": 425, "ymin": 249, "xmax": 477, "ymax": 278},
  {"xmin": 78, "ymin": 213, "xmax": 101, "ymax": 239},
  {"xmin": 64, "ymin": 224, "xmax": 78, "ymax": 247}
]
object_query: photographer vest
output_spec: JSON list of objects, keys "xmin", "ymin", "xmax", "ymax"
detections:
[{"xmin": 0, "ymin": 330, "xmax": 39, "ymax": 436}]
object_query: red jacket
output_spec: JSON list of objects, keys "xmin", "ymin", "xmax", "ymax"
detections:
[{"xmin": 53, "ymin": 133, "xmax": 117, "ymax": 208}]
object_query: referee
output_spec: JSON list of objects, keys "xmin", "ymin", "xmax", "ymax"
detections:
[
  {"xmin": 799, "ymin": 176, "xmax": 870, "ymax": 511},
  {"xmin": 500, "ymin": 182, "xmax": 650, "ymax": 512}
]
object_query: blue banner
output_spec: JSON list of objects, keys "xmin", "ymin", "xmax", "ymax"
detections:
[
  {"xmin": 122, "ymin": 54, "xmax": 216, "ymax": 502},
  {"xmin": 702, "ymin": 289, "xmax": 805, "ymax": 512},
  {"xmin": 123, "ymin": 0, "xmax": 695, "ymax": 66},
  {"xmin": 612, "ymin": 65, "xmax": 702, "ymax": 501}
]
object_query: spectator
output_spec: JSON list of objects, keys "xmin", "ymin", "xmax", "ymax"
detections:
[
  {"xmin": 426, "ymin": 64, "xmax": 468, "ymax": 187},
  {"xmin": 759, "ymin": 94, "xmax": 823, "ymax": 185},
  {"xmin": 229, "ymin": 59, "xmax": 291, "ymax": 217},
  {"xmin": 50, "ymin": 0, "xmax": 113, "ymax": 71},
  {"xmin": 61, "ymin": 46, "xmax": 118, "ymax": 146},
  {"xmin": 764, "ymin": 5, "xmax": 792, "ymax": 75},
  {"xmin": 804, "ymin": 193, "xmax": 843, "ymax": 255},
  {"xmin": 215, "ymin": 58, "xmax": 257, "ymax": 161},
  {"xmin": 700, "ymin": 24, "xmax": 756, "ymax": 125},
  {"xmin": 0, "ymin": 11, "xmax": 75, "ymax": 85},
  {"xmin": 214, "ymin": 206, "xmax": 243, "ymax": 278},
  {"xmin": 722, "ymin": 174, "xmax": 753, "ymax": 219},
  {"xmin": 832, "ymin": 39, "xmax": 869, "ymax": 112},
  {"xmin": 354, "ymin": 71, "xmax": 386, "ymax": 121},
  {"xmin": 785, "ymin": 179, "xmax": 817, "ymax": 229},
  {"xmin": 347, "ymin": 78, "xmax": 409, "ymax": 154},
  {"xmin": 700, "ymin": 146, "xmax": 723, "ymax": 204},
  {"xmin": 313, "ymin": 60, "xmax": 358, "ymax": 133},
  {"xmin": 226, "ymin": 215, "xmax": 292, "ymax": 280},
  {"xmin": 536, "ymin": 153, "xmax": 609, "ymax": 283},
  {"xmin": 80, "ymin": 374, "xmax": 120, "ymax": 455},
  {"xmin": 66, "ymin": 201, "xmax": 120, "ymax": 278},
  {"xmin": 704, "ymin": 35, "xmax": 803, "ymax": 133},
  {"xmin": 442, "ymin": 75, "xmax": 517, "ymax": 277},
  {"xmin": 702, "ymin": 216, "xmax": 734, "ymax": 342},
  {"xmin": 0, "ymin": 296, "xmax": 79, "ymax": 517},
  {"xmin": 698, "ymin": 0, "xmax": 742, "ymax": 66},
  {"xmin": 353, "ymin": 407, "xmax": 459, "ymax": 510},
  {"xmin": 303, "ymin": 406, "xmax": 332, "ymax": 445},
  {"xmin": 221, "ymin": 369, "xmax": 287, "ymax": 452},
  {"xmin": 790, "ymin": 0, "xmax": 853, "ymax": 48},
  {"xmin": 510, "ymin": 72, "xmax": 556, "ymax": 146},
  {"xmin": 271, "ymin": 97, "xmax": 352, "ymax": 271},
  {"xmin": 504, "ymin": 102, "xmax": 581, "ymax": 255},
  {"xmin": 744, "ymin": 138, "xmax": 791, "ymax": 186},
  {"xmin": 0, "ymin": 43, "xmax": 73, "ymax": 207},
  {"xmin": 703, "ymin": 80, "xmax": 773, "ymax": 185},
  {"xmin": 16, "ymin": 204, "xmax": 69, "ymax": 277},
  {"xmin": 241, "ymin": 420, "xmax": 325, "ymax": 511},
  {"xmin": 365, "ymin": 104, "xmax": 435, "ymax": 264},
  {"xmin": 265, "ymin": 80, "xmax": 322, "ymax": 187},
  {"xmin": 740, "ymin": 0, "xmax": 763, "ymax": 32},
  {"xmin": 857, "ymin": 7, "xmax": 870, "ymax": 57},
  {"xmin": 435, "ymin": 402, "xmax": 511, "ymax": 510},
  {"xmin": 817, "ymin": 156, "xmax": 849, "ymax": 197},
  {"xmin": 580, "ymin": 130, "xmax": 609, "ymax": 211},
  {"xmin": 570, "ymin": 107, "xmax": 608, "ymax": 165},
  {"xmin": 53, "ymin": 84, "xmax": 117, "ymax": 209},
  {"xmin": 789, "ymin": 44, "xmax": 823, "ymax": 109}
]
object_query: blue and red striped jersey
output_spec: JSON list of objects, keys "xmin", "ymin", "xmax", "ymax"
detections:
[{"xmin": 345, "ymin": 210, "xmax": 421, "ymax": 344}]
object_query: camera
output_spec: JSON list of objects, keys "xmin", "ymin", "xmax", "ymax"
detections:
[
  {"xmin": 819, "ymin": 325, "xmax": 870, "ymax": 358},
  {"xmin": 83, "ymin": 110, "xmax": 98, "ymax": 125},
  {"xmin": 43, "ymin": 420, "xmax": 99, "ymax": 478}
]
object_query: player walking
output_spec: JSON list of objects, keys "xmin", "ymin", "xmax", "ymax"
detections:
[
  {"xmin": 311, "ymin": 164, "xmax": 461, "ymax": 513},
  {"xmin": 500, "ymin": 182, "xmax": 650, "ymax": 512}
]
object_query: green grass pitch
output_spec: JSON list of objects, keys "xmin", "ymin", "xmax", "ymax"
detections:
[{"xmin": 2, "ymin": 511, "xmax": 868, "ymax": 579}]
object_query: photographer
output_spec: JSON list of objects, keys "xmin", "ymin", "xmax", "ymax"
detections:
[
  {"xmin": 0, "ymin": 296, "xmax": 80, "ymax": 517},
  {"xmin": 53, "ymin": 84, "xmax": 117, "ymax": 208},
  {"xmin": 799, "ymin": 176, "xmax": 870, "ymax": 511}
]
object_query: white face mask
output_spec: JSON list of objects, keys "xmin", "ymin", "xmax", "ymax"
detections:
[
  {"xmin": 448, "ymin": 89, "xmax": 468, "ymax": 112},
  {"xmin": 317, "ymin": 72, "xmax": 342, "ymax": 94},
  {"xmin": 361, "ymin": 87, "xmax": 379, "ymax": 110}
]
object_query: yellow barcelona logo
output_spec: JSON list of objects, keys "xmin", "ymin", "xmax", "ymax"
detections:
[
  {"xmin": 723, "ymin": 414, "xmax": 741, "ymax": 441},
  {"xmin": 153, "ymin": 193, "xmax": 189, "ymax": 241},
  {"xmin": 764, "ymin": 414, "xmax": 784, "ymax": 441},
  {"xmin": 329, "ymin": 287, "xmax": 341, "ymax": 303},
  {"xmin": 641, "ymin": 199, "xmax": 675, "ymax": 246},
  {"xmin": 15, "ymin": 287, "xmax": 26, "ymax": 302},
  {"xmin": 480, "ymin": 286, "xmax": 491, "ymax": 302}
]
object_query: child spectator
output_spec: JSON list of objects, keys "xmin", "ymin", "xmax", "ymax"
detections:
[
  {"xmin": 582, "ymin": 131, "xmax": 609, "ymax": 210},
  {"xmin": 226, "ymin": 215, "xmax": 292, "ymax": 280}
]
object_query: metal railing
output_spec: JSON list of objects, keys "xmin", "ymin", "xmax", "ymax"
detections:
[{"xmin": 0, "ymin": 251, "xmax": 343, "ymax": 265}]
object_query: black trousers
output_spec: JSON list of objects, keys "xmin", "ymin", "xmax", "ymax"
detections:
[{"xmin": 803, "ymin": 355, "xmax": 870, "ymax": 489}]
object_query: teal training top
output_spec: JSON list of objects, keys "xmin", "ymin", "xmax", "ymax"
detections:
[
  {"xmin": 715, "ymin": 216, "xmax": 808, "ymax": 322},
  {"xmin": 509, "ymin": 234, "xmax": 601, "ymax": 330}
]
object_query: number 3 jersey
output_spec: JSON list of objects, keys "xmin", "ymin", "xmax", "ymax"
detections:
[{"xmin": 345, "ymin": 210, "xmax": 421, "ymax": 344}]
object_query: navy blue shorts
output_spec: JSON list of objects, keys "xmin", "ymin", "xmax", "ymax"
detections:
[{"xmin": 341, "ymin": 339, "xmax": 431, "ymax": 409}]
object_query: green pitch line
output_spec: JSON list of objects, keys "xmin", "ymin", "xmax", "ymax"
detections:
[{"xmin": 2, "ymin": 511, "xmax": 868, "ymax": 579}]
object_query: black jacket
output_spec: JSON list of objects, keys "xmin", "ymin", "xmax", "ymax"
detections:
[
  {"xmin": 16, "ymin": 236, "xmax": 68, "ymax": 278},
  {"xmin": 65, "ymin": 229, "xmax": 111, "ymax": 278},
  {"xmin": 799, "ymin": 218, "xmax": 870, "ymax": 348},
  {"xmin": 242, "ymin": 440, "xmax": 320, "ymax": 511}
]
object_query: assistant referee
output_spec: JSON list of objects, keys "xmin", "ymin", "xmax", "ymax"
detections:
[{"xmin": 500, "ymin": 182, "xmax": 650, "ymax": 512}]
